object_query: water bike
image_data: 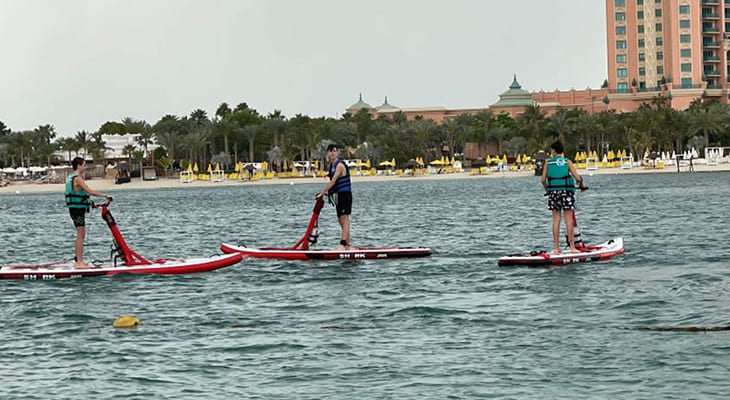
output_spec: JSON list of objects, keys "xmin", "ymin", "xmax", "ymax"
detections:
[
  {"xmin": 221, "ymin": 196, "xmax": 432, "ymax": 260},
  {"xmin": 498, "ymin": 185, "xmax": 625, "ymax": 267},
  {"xmin": 0, "ymin": 200, "xmax": 242, "ymax": 280}
]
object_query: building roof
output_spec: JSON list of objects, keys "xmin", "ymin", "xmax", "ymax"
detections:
[
  {"xmin": 347, "ymin": 93, "xmax": 373, "ymax": 111},
  {"xmin": 375, "ymin": 96, "xmax": 399, "ymax": 110},
  {"xmin": 491, "ymin": 75, "xmax": 536, "ymax": 107}
]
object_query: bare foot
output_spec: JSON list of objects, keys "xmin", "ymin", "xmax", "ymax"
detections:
[
  {"xmin": 569, "ymin": 247, "xmax": 581, "ymax": 254},
  {"xmin": 552, "ymin": 249, "xmax": 562, "ymax": 255},
  {"xmin": 333, "ymin": 245, "xmax": 346, "ymax": 251},
  {"xmin": 73, "ymin": 263, "xmax": 92, "ymax": 269}
]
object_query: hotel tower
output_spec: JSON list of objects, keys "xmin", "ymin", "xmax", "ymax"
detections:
[{"xmin": 606, "ymin": 0, "xmax": 730, "ymax": 92}]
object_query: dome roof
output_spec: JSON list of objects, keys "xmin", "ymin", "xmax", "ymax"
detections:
[
  {"xmin": 347, "ymin": 93, "xmax": 373, "ymax": 111},
  {"xmin": 375, "ymin": 96, "xmax": 399, "ymax": 110}
]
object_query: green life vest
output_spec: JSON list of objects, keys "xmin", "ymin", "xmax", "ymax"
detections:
[
  {"xmin": 65, "ymin": 173, "xmax": 90, "ymax": 209},
  {"xmin": 546, "ymin": 156, "xmax": 575, "ymax": 192}
]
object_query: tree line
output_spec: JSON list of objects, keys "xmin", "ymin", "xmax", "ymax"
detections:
[{"xmin": 0, "ymin": 95, "xmax": 728, "ymax": 171}]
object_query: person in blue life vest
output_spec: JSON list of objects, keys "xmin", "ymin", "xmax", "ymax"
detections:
[
  {"xmin": 317, "ymin": 144, "xmax": 352, "ymax": 250},
  {"xmin": 66, "ymin": 157, "xmax": 113, "ymax": 268},
  {"xmin": 541, "ymin": 141, "xmax": 585, "ymax": 255}
]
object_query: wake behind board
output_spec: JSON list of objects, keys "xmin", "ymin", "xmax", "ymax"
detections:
[
  {"xmin": 221, "ymin": 243, "xmax": 431, "ymax": 260},
  {"xmin": 0, "ymin": 253, "xmax": 243, "ymax": 280},
  {"xmin": 498, "ymin": 238, "xmax": 624, "ymax": 267}
]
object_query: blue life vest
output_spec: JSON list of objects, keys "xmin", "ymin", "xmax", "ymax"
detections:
[
  {"xmin": 546, "ymin": 156, "xmax": 575, "ymax": 192},
  {"xmin": 65, "ymin": 173, "xmax": 90, "ymax": 209},
  {"xmin": 328, "ymin": 158, "xmax": 351, "ymax": 193}
]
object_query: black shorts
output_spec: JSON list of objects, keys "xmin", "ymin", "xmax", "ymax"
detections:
[
  {"xmin": 69, "ymin": 208, "xmax": 86, "ymax": 227},
  {"xmin": 547, "ymin": 191, "xmax": 576, "ymax": 211},
  {"xmin": 333, "ymin": 191, "xmax": 352, "ymax": 217}
]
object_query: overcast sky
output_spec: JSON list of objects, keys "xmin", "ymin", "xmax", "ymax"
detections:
[{"xmin": 0, "ymin": 0, "xmax": 607, "ymax": 136}]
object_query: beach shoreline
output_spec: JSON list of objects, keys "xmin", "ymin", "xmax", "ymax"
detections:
[{"xmin": 1, "ymin": 164, "xmax": 728, "ymax": 195}]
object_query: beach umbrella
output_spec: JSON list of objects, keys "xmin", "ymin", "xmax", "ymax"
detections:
[
  {"xmin": 234, "ymin": 162, "xmax": 240, "ymax": 172},
  {"xmin": 391, "ymin": 158, "xmax": 396, "ymax": 167},
  {"xmin": 429, "ymin": 159, "xmax": 442, "ymax": 165},
  {"xmin": 365, "ymin": 159, "xmax": 371, "ymax": 168},
  {"xmin": 516, "ymin": 154, "xmax": 522, "ymax": 164},
  {"xmin": 378, "ymin": 160, "xmax": 392, "ymax": 167},
  {"xmin": 262, "ymin": 161, "xmax": 268, "ymax": 171},
  {"xmin": 187, "ymin": 164, "xmax": 193, "ymax": 173},
  {"xmin": 193, "ymin": 163, "xmax": 199, "ymax": 173},
  {"xmin": 215, "ymin": 163, "xmax": 220, "ymax": 171},
  {"xmin": 607, "ymin": 150, "xmax": 615, "ymax": 160},
  {"xmin": 602, "ymin": 154, "xmax": 608, "ymax": 163},
  {"xmin": 207, "ymin": 164, "xmax": 212, "ymax": 173},
  {"xmin": 671, "ymin": 151, "xmax": 676, "ymax": 160},
  {"xmin": 313, "ymin": 160, "xmax": 319, "ymax": 170},
  {"xmin": 691, "ymin": 148, "xmax": 698, "ymax": 158},
  {"xmin": 502, "ymin": 154, "xmax": 507, "ymax": 164}
]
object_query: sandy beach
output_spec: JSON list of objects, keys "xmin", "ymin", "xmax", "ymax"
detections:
[{"xmin": 1, "ymin": 163, "xmax": 728, "ymax": 195}]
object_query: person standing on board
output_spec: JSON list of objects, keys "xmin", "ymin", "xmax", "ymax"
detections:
[
  {"xmin": 318, "ymin": 144, "xmax": 352, "ymax": 250},
  {"xmin": 66, "ymin": 157, "xmax": 113, "ymax": 268},
  {"xmin": 541, "ymin": 141, "xmax": 584, "ymax": 255}
]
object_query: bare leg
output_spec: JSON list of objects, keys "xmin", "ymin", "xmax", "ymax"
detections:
[
  {"xmin": 335, "ymin": 215, "xmax": 351, "ymax": 250},
  {"xmin": 564, "ymin": 210, "xmax": 579, "ymax": 253},
  {"xmin": 74, "ymin": 226, "xmax": 88, "ymax": 268},
  {"xmin": 552, "ymin": 211, "xmax": 561, "ymax": 254}
]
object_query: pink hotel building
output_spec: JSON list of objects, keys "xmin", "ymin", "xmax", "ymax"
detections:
[{"xmin": 347, "ymin": 0, "xmax": 730, "ymax": 121}]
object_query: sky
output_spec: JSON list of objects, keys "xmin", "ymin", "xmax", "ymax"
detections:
[{"xmin": 0, "ymin": 0, "xmax": 607, "ymax": 136}]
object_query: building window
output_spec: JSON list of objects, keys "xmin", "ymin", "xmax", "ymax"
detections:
[
  {"xmin": 655, "ymin": 9, "xmax": 662, "ymax": 17},
  {"xmin": 639, "ymin": 81, "xmax": 646, "ymax": 90},
  {"xmin": 617, "ymin": 40, "xmax": 627, "ymax": 49},
  {"xmin": 639, "ymin": 67, "xmax": 646, "ymax": 76},
  {"xmin": 680, "ymin": 34, "xmax": 691, "ymax": 43},
  {"xmin": 639, "ymin": 39, "xmax": 645, "ymax": 48},
  {"xmin": 680, "ymin": 19, "xmax": 691, "ymax": 28},
  {"xmin": 616, "ymin": 12, "xmax": 626, "ymax": 21},
  {"xmin": 615, "ymin": 0, "xmax": 625, "ymax": 6},
  {"xmin": 639, "ymin": 53, "xmax": 645, "ymax": 61},
  {"xmin": 617, "ymin": 54, "xmax": 627, "ymax": 63},
  {"xmin": 657, "ymin": 51, "xmax": 663, "ymax": 60},
  {"xmin": 657, "ymin": 66, "xmax": 664, "ymax": 75},
  {"xmin": 617, "ymin": 82, "xmax": 629, "ymax": 93},
  {"xmin": 681, "ymin": 63, "xmax": 692, "ymax": 72},
  {"xmin": 616, "ymin": 26, "xmax": 627, "ymax": 35},
  {"xmin": 617, "ymin": 68, "xmax": 629, "ymax": 77},
  {"xmin": 681, "ymin": 78, "xmax": 692, "ymax": 88},
  {"xmin": 638, "ymin": 24, "xmax": 645, "ymax": 33},
  {"xmin": 656, "ymin": 37, "xmax": 663, "ymax": 46},
  {"xmin": 681, "ymin": 49, "xmax": 691, "ymax": 57},
  {"xmin": 637, "ymin": 0, "xmax": 643, "ymax": 4},
  {"xmin": 656, "ymin": 23, "xmax": 662, "ymax": 32},
  {"xmin": 680, "ymin": 5, "xmax": 690, "ymax": 14},
  {"xmin": 638, "ymin": 11, "xmax": 644, "ymax": 19}
]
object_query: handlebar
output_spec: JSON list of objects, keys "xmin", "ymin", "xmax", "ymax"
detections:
[{"xmin": 91, "ymin": 198, "xmax": 113, "ymax": 209}]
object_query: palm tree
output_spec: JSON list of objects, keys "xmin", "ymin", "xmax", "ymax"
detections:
[
  {"xmin": 122, "ymin": 143, "xmax": 137, "ymax": 165},
  {"xmin": 240, "ymin": 124, "xmax": 261, "ymax": 162},
  {"xmin": 546, "ymin": 110, "xmax": 574, "ymax": 145},
  {"xmin": 75, "ymin": 130, "xmax": 90, "ymax": 157},
  {"xmin": 486, "ymin": 127, "xmax": 510, "ymax": 155},
  {"xmin": 154, "ymin": 131, "xmax": 179, "ymax": 162},
  {"xmin": 689, "ymin": 103, "xmax": 727, "ymax": 149},
  {"xmin": 136, "ymin": 130, "xmax": 155, "ymax": 165}
]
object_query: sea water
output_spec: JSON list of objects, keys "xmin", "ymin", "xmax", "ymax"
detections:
[{"xmin": 1, "ymin": 172, "xmax": 728, "ymax": 399}]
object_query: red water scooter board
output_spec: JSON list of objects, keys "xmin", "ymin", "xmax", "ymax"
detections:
[
  {"xmin": 221, "ymin": 196, "xmax": 431, "ymax": 260},
  {"xmin": 0, "ymin": 200, "xmax": 242, "ymax": 280},
  {"xmin": 497, "ymin": 237, "xmax": 624, "ymax": 267}
]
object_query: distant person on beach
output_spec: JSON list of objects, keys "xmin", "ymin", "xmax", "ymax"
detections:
[
  {"xmin": 66, "ymin": 157, "xmax": 113, "ymax": 268},
  {"xmin": 318, "ymin": 144, "xmax": 352, "ymax": 250},
  {"xmin": 542, "ymin": 141, "xmax": 584, "ymax": 255}
]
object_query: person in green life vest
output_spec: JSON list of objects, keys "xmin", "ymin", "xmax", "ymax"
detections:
[
  {"xmin": 541, "ymin": 141, "xmax": 585, "ymax": 255},
  {"xmin": 66, "ymin": 157, "xmax": 113, "ymax": 268}
]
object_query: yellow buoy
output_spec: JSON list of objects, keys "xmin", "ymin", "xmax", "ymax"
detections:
[{"xmin": 113, "ymin": 315, "xmax": 140, "ymax": 328}]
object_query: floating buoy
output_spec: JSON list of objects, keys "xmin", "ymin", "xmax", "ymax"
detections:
[
  {"xmin": 289, "ymin": 182, "xmax": 294, "ymax": 185},
  {"xmin": 113, "ymin": 315, "xmax": 140, "ymax": 328},
  {"xmin": 15, "ymin": 190, "xmax": 20, "ymax": 194}
]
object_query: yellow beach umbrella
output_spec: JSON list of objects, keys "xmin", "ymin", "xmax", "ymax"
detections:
[
  {"xmin": 215, "ymin": 163, "xmax": 221, "ymax": 171},
  {"xmin": 378, "ymin": 160, "xmax": 391, "ymax": 167},
  {"xmin": 193, "ymin": 162, "xmax": 199, "ymax": 173},
  {"xmin": 429, "ymin": 159, "xmax": 442, "ymax": 165},
  {"xmin": 450, "ymin": 156, "xmax": 456, "ymax": 165},
  {"xmin": 391, "ymin": 158, "xmax": 396, "ymax": 167},
  {"xmin": 524, "ymin": 154, "xmax": 530, "ymax": 163},
  {"xmin": 516, "ymin": 154, "xmax": 522, "ymax": 164},
  {"xmin": 502, "ymin": 154, "xmax": 508, "ymax": 164},
  {"xmin": 207, "ymin": 164, "xmax": 212, "ymax": 173},
  {"xmin": 262, "ymin": 161, "xmax": 268, "ymax": 171},
  {"xmin": 607, "ymin": 150, "xmax": 615, "ymax": 161},
  {"xmin": 234, "ymin": 162, "xmax": 240, "ymax": 172},
  {"xmin": 365, "ymin": 159, "xmax": 371, "ymax": 168},
  {"xmin": 187, "ymin": 164, "xmax": 193, "ymax": 173},
  {"xmin": 313, "ymin": 160, "xmax": 319, "ymax": 170},
  {"xmin": 440, "ymin": 156, "xmax": 446, "ymax": 165}
]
